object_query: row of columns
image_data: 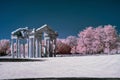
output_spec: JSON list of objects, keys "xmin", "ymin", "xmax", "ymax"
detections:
[
  {"xmin": 43, "ymin": 32, "xmax": 57, "ymax": 57},
  {"xmin": 44, "ymin": 38, "xmax": 57, "ymax": 57},
  {"xmin": 11, "ymin": 37, "xmax": 26, "ymax": 58},
  {"xmin": 28, "ymin": 36, "xmax": 42, "ymax": 58},
  {"xmin": 11, "ymin": 35, "xmax": 57, "ymax": 58}
]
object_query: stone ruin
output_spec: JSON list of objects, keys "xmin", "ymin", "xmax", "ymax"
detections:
[{"xmin": 11, "ymin": 24, "xmax": 58, "ymax": 58}]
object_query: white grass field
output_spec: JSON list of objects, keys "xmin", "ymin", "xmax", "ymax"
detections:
[{"xmin": 0, "ymin": 54, "xmax": 120, "ymax": 79}]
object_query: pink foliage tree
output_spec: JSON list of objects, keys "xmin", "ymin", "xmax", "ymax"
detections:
[
  {"xmin": 103, "ymin": 25, "xmax": 117, "ymax": 54},
  {"xmin": 76, "ymin": 27, "xmax": 94, "ymax": 54},
  {"xmin": 0, "ymin": 39, "xmax": 10, "ymax": 56},
  {"xmin": 65, "ymin": 36, "xmax": 78, "ymax": 53},
  {"xmin": 76, "ymin": 25, "xmax": 118, "ymax": 54},
  {"xmin": 56, "ymin": 39, "xmax": 71, "ymax": 54}
]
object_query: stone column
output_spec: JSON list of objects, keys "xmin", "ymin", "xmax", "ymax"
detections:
[
  {"xmin": 27, "ymin": 38, "xmax": 29, "ymax": 58},
  {"xmin": 43, "ymin": 46, "xmax": 45, "ymax": 57},
  {"xmin": 43, "ymin": 38, "xmax": 47, "ymax": 57},
  {"xmin": 49, "ymin": 40, "xmax": 53, "ymax": 57},
  {"xmin": 23, "ymin": 43, "xmax": 25, "ymax": 58},
  {"xmin": 36, "ymin": 38, "xmax": 39, "ymax": 57},
  {"xmin": 44, "ymin": 38, "xmax": 47, "ymax": 57},
  {"xmin": 18, "ymin": 39, "xmax": 21, "ymax": 58},
  {"xmin": 29, "ymin": 38, "xmax": 33, "ymax": 58},
  {"xmin": 52, "ymin": 39, "xmax": 54, "ymax": 57},
  {"xmin": 46, "ymin": 39, "xmax": 48, "ymax": 57},
  {"xmin": 45, "ymin": 39, "xmax": 50, "ymax": 57},
  {"xmin": 44, "ymin": 32, "xmax": 47, "ymax": 57},
  {"xmin": 53, "ymin": 38, "xmax": 57, "ymax": 57},
  {"xmin": 16, "ymin": 38, "xmax": 18, "ymax": 58},
  {"xmin": 39, "ymin": 38, "xmax": 42, "ymax": 57},
  {"xmin": 32, "ymin": 28, "xmax": 35, "ymax": 58},
  {"xmin": 11, "ymin": 38, "xmax": 14, "ymax": 58},
  {"xmin": 33, "ymin": 37, "xmax": 35, "ymax": 58},
  {"xmin": 39, "ymin": 43, "xmax": 42, "ymax": 57},
  {"xmin": 47, "ymin": 39, "xmax": 50, "ymax": 57}
]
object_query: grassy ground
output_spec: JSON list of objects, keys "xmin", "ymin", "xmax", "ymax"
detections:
[{"xmin": 0, "ymin": 54, "xmax": 120, "ymax": 79}]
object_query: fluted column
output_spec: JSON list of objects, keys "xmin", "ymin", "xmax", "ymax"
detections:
[
  {"xmin": 53, "ymin": 38, "xmax": 57, "ymax": 57},
  {"xmin": 47, "ymin": 39, "xmax": 50, "ymax": 57},
  {"xmin": 27, "ymin": 38, "xmax": 29, "ymax": 58},
  {"xmin": 46, "ymin": 39, "xmax": 50, "ymax": 57},
  {"xmin": 11, "ymin": 38, "xmax": 14, "ymax": 58},
  {"xmin": 33, "ymin": 37, "xmax": 35, "ymax": 58},
  {"xmin": 29, "ymin": 38, "xmax": 33, "ymax": 58},
  {"xmin": 16, "ymin": 38, "xmax": 18, "ymax": 58},
  {"xmin": 18, "ymin": 39, "xmax": 21, "ymax": 58},
  {"xmin": 36, "ymin": 38, "xmax": 39, "ymax": 57},
  {"xmin": 44, "ymin": 38, "xmax": 47, "ymax": 57},
  {"xmin": 23, "ymin": 43, "xmax": 25, "ymax": 58},
  {"xmin": 43, "ymin": 42, "xmax": 46, "ymax": 57},
  {"xmin": 39, "ymin": 37, "xmax": 42, "ymax": 57},
  {"xmin": 49, "ymin": 40, "xmax": 53, "ymax": 57},
  {"xmin": 39, "ymin": 43, "xmax": 42, "ymax": 57},
  {"xmin": 32, "ymin": 28, "xmax": 35, "ymax": 58}
]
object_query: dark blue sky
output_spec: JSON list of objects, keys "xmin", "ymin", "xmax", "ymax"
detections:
[{"xmin": 0, "ymin": 0, "xmax": 120, "ymax": 39}]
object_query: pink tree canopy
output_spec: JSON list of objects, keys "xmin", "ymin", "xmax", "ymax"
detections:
[
  {"xmin": 56, "ymin": 39, "xmax": 71, "ymax": 54},
  {"xmin": 0, "ymin": 39, "xmax": 10, "ymax": 55},
  {"xmin": 76, "ymin": 25, "xmax": 118, "ymax": 54},
  {"xmin": 65, "ymin": 36, "xmax": 78, "ymax": 53}
]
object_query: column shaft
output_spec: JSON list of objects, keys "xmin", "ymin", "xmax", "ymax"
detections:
[
  {"xmin": 23, "ymin": 43, "xmax": 25, "ymax": 58},
  {"xmin": 29, "ymin": 38, "xmax": 33, "ymax": 58},
  {"xmin": 27, "ymin": 38, "xmax": 29, "ymax": 58},
  {"xmin": 53, "ymin": 38, "xmax": 57, "ymax": 57},
  {"xmin": 36, "ymin": 38, "xmax": 39, "ymax": 57},
  {"xmin": 47, "ymin": 39, "xmax": 50, "ymax": 57},
  {"xmin": 18, "ymin": 39, "xmax": 21, "ymax": 58},
  {"xmin": 16, "ymin": 39, "xmax": 18, "ymax": 58},
  {"xmin": 33, "ymin": 38, "xmax": 35, "ymax": 58},
  {"xmin": 11, "ymin": 39, "xmax": 14, "ymax": 58},
  {"xmin": 49, "ymin": 40, "xmax": 53, "ymax": 57},
  {"xmin": 44, "ymin": 38, "xmax": 47, "ymax": 57},
  {"xmin": 39, "ymin": 38, "xmax": 42, "ymax": 57}
]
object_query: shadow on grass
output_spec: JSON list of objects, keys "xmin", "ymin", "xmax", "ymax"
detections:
[
  {"xmin": 0, "ymin": 58, "xmax": 46, "ymax": 62},
  {"xmin": 6, "ymin": 78, "xmax": 120, "ymax": 80}
]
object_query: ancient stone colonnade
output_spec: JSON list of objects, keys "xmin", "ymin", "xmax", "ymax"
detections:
[{"xmin": 11, "ymin": 24, "xmax": 58, "ymax": 58}]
